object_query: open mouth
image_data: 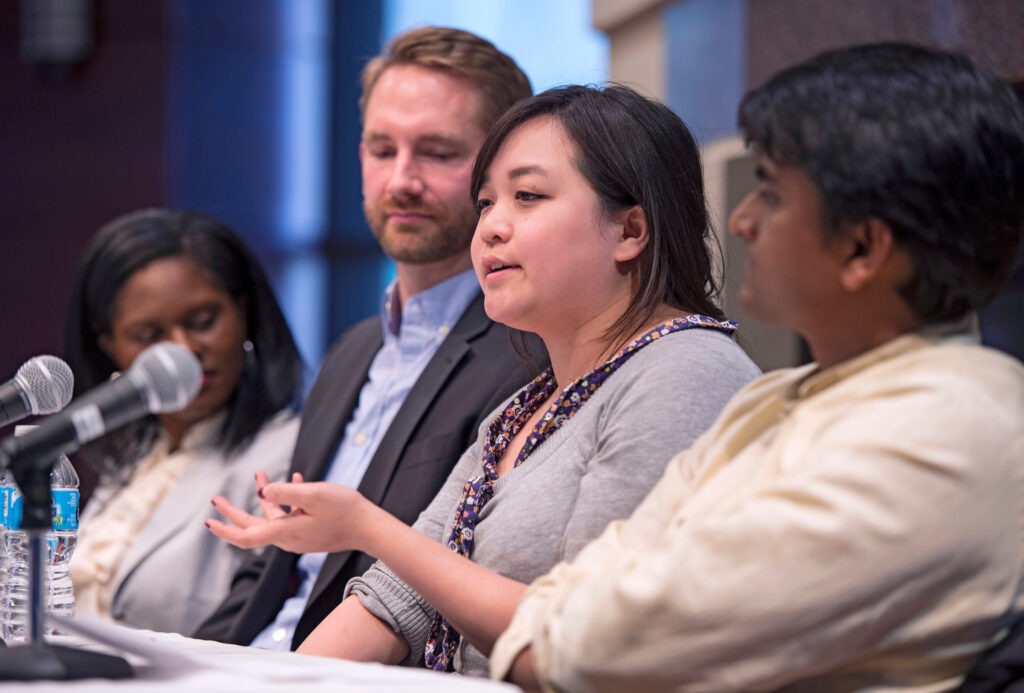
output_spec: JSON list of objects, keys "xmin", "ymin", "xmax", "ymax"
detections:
[{"xmin": 485, "ymin": 261, "xmax": 521, "ymax": 277}]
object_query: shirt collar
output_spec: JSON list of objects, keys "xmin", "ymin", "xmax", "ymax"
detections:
[
  {"xmin": 790, "ymin": 314, "xmax": 979, "ymax": 401},
  {"xmin": 380, "ymin": 268, "xmax": 480, "ymax": 340}
]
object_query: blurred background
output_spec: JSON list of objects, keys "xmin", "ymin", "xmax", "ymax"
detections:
[{"xmin": 1, "ymin": 0, "xmax": 1022, "ymax": 386}]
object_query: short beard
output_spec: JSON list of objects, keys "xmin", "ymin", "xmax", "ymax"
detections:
[{"xmin": 365, "ymin": 202, "xmax": 477, "ymax": 265}]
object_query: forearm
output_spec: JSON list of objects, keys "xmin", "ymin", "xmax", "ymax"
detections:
[
  {"xmin": 297, "ymin": 595, "xmax": 409, "ymax": 663},
  {"xmin": 358, "ymin": 504, "xmax": 527, "ymax": 655},
  {"xmin": 509, "ymin": 647, "xmax": 542, "ymax": 692}
]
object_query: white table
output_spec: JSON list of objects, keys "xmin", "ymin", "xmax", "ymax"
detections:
[{"xmin": 0, "ymin": 618, "xmax": 520, "ymax": 693}]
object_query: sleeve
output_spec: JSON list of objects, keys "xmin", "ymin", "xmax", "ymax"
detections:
[
  {"xmin": 495, "ymin": 380, "xmax": 1024, "ymax": 691},
  {"xmin": 344, "ymin": 423, "xmax": 493, "ymax": 666}
]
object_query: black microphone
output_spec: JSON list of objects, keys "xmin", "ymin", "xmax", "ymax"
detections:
[
  {"xmin": 0, "ymin": 343, "xmax": 201, "ymax": 472},
  {"xmin": 0, "ymin": 355, "xmax": 74, "ymax": 427}
]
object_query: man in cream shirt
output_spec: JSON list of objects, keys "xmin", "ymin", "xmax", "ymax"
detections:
[{"xmin": 491, "ymin": 43, "xmax": 1024, "ymax": 691}]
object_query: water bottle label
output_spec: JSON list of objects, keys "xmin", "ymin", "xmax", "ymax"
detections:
[
  {"xmin": 51, "ymin": 489, "xmax": 79, "ymax": 531},
  {"xmin": 0, "ymin": 485, "xmax": 15, "ymax": 528},
  {"xmin": 1, "ymin": 488, "xmax": 79, "ymax": 531},
  {"xmin": 8, "ymin": 488, "xmax": 23, "ymax": 529}
]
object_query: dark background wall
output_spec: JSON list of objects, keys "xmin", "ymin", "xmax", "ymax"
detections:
[
  {"xmin": 0, "ymin": 0, "xmax": 386, "ymax": 389},
  {"xmin": 0, "ymin": 3, "xmax": 169, "ymax": 374},
  {"xmin": 745, "ymin": 0, "xmax": 1024, "ymax": 89}
]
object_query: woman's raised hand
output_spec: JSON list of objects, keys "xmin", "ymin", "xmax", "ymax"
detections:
[{"xmin": 206, "ymin": 471, "xmax": 378, "ymax": 554}]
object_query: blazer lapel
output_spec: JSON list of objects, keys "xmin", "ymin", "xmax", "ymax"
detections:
[
  {"xmin": 110, "ymin": 450, "xmax": 227, "ymax": 596},
  {"xmin": 307, "ymin": 293, "xmax": 489, "ymax": 606},
  {"xmin": 296, "ymin": 322, "xmax": 382, "ymax": 481},
  {"xmin": 356, "ymin": 292, "xmax": 488, "ymax": 506}
]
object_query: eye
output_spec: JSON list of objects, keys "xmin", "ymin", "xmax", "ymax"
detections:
[
  {"xmin": 366, "ymin": 146, "xmax": 395, "ymax": 160},
  {"xmin": 186, "ymin": 308, "xmax": 220, "ymax": 332},
  {"xmin": 130, "ymin": 328, "xmax": 161, "ymax": 346},
  {"xmin": 515, "ymin": 191, "xmax": 544, "ymax": 202},
  {"xmin": 756, "ymin": 186, "xmax": 780, "ymax": 206},
  {"xmin": 474, "ymin": 197, "xmax": 494, "ymax": 213},
  {"xmin": 422, "ymin": 148, "xmax": 457, "ymax": 162}
]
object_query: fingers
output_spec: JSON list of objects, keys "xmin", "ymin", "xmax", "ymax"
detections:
[
  {"xmin": 206, "ymin": 511, "xmax": 321, "ymax": 553},
  {"xmin": 254, "ymin": 471, "xmax": 287, "ymax": 520},
  {"xmin": 255, "ymin": 470, "xmax": 273, "ymax": 488},
  {"xmin": 211, "ymin": 495, "xmax": 262, "ymax": 529},
  {"xmin": 259, "ymin": 480, "xmax": 327, "ymax": 510},
  {"xmin": 292, "ymin": 471, "xmax": 304, "ymax": 483},
  {"xmin": 205, "ymin": 517, "xmax": 279, "ymax": 550}
]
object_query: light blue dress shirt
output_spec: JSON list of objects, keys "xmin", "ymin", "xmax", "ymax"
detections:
[{"xmin": 250, "ymin": 268, "xmax": 481, "ymax": 649}]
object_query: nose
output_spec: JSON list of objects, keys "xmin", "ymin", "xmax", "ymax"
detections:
[
  {"xmin": 166, "ymin": 327, "xmax": 201, "ymax": 357},
  {"xmin": 386, "ymin": 151, "xmax": 424, "ymax": 199},
  {"xmin": 728, "ymin": 191, "xmax": 757, "ymax": 242},
  {"xmin": 474, "ymin": 201, "xmax": 511, "ymax": 245}
]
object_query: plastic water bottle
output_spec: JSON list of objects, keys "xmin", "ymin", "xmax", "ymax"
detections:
[
  {"xmin": 0, "ymin": 426, "xmax": 79, "ymax": 641},
  {"xmin": 46, "ymin": 451, "xmax": 79, "ymax": 624},
  {"xmin": 0, "ymin": 468, "xmax": 15, "ymax": 607}
]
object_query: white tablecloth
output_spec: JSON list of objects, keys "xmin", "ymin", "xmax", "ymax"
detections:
[{"xmin": 0, "ymin": 618, "xmax": 520, "ymax": 693}]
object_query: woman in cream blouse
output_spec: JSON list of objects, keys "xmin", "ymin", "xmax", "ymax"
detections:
[{"xmin": 63, "ymin": 208, "xmax": 304, "ymax": 635}]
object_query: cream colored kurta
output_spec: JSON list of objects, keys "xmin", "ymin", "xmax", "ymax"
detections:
[
  {"xmin": 491, "ymin": 327, "xmax": 1024, "ymax": 692},
  {"xmin": 72, "ymin": 410, "xmax": 297, "ymax": 635}
]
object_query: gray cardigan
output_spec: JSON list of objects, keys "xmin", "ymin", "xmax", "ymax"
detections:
[{"xmin": 347, "ymin": 327, "xmax": 761, "ymax": 676}]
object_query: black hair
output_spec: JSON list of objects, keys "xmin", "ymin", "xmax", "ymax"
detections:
[
  {"xmin": 471, "ymin": 84, "xmax": 725, "ymax": 349},
  {"xmin": 63, "ymin": 208, "xmax": 304, "ymax": 472},
  {"xmin": 738, "ymin": 42, "xmax": 1024, "ymax": 323}
]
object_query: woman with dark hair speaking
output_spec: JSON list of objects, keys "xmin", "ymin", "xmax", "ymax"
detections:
[
  {"xmin": 64, "ymin": 208, "xmax": 304, "ymax": 635},
  {"xmin": 208, "ymin": 85, "xmax": 760, "ymax": 676}
]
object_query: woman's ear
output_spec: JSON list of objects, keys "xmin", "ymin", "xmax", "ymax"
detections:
[{"xmin": 613, "ymin": 205, "xmax": 649, "ymax": 263}]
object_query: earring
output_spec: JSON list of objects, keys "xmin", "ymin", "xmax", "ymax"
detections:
[{"xmin": 243, "ymin": 339, "xmax": 256, "ymax": 370}]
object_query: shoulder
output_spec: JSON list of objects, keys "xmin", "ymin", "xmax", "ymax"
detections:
[
  {"xmin": 838, "ymin": 342, "xmax": 1024, "ymax": 433},
  {"xmin": 227, "ymin": 410, "xmax": 299, "ymax": 472},
  {"xmin": 610, "ymin": 327, "xmax": 762, "ymax": 397},
  {"xmin": 250, "ymin": 409, "xmax": 300, "ymax": 444},
  {"xmin": 320, "ymin": 316, "xmax": 382, "ymax": 364}
]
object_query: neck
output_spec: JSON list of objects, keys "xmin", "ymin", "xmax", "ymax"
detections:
[
  {"xmin": 394, "ymin": 252, "xmax": 473, "ymax": 307},
  {"xmin": 805, "ymin": 301, "xmax": 921, "ymax": 371},
  {"xmin": 158, "ymin": 417, "xmax": 189, "ymax": 453},
  {"xmin": 541, "ymin": 302, "xmax": 683, "ymax": 389}
]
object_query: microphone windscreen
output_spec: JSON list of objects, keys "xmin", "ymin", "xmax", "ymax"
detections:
[
  {"xmin": 127, "ymin": 343, "xmax": 202, "ymax": 414},
  {"xmin": 15, "ymin": 355, "xmax": 74, "ymax": 415}
]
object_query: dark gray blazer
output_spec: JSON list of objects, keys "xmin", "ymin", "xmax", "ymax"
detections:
[{"xmin": 193, "ymin": 293, "xmax": 542, "ymax": 649}]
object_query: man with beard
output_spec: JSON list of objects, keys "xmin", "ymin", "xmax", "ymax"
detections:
[{"xmin": 193, "ymin": 26, "xmax": 538, "ymax": 652}]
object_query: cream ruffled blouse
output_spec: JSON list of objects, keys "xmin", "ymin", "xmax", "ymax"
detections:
[{"xmin": 72, "ymin": 412, "xmax": 225, "ymax": 618}]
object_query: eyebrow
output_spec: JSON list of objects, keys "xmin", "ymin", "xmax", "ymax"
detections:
[
  {"xmin": 478, "ymin": 164, "xmax": 551, "ymax": 191},
  {"xmin": 508, "ymin": 165, "xmax": 548, "ymax": 180},
  {"xmin": 754, "ymin": 162, "xmax": 776, "ymax": 182},
  {"xmin": 362, "ymin": 132, "xmax": 464, "ymax": 147}
]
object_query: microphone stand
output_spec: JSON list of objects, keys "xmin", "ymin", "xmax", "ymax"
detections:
[{"xmin": 0, "ymin": 454, "xmax": 132, "ymax": 680}]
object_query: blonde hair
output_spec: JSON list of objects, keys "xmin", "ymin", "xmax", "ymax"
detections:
[{"xmin": 360, "ymin": 26, "xmax": 532, "ymax": 132}]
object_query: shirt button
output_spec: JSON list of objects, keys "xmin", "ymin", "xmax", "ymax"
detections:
[
  {"xmin": 438, "ymin": 325, "xmax": 450, "ymax": 337},
  {"xmin": 272, "ymin": 628, "xmax": 288, "ymax": 643},
  {"xmin": 354, "ymin": 433, "xmax": 367, "ymax": 446}
]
